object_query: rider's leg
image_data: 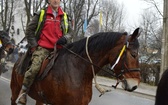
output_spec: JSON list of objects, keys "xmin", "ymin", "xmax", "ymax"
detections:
[{"xmin": 17, "ymin": 46, "xmax": 50, "ymax": 104}]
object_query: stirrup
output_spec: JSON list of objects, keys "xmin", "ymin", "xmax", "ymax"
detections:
[{"xmin": 16, "ymin": 92, "xmax": 27, "ymax": 105}]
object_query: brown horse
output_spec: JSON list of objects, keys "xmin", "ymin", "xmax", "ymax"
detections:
[
  {"xmin": 11, "ymin": 28, "xmax": 142, "ymax": 105},
  {"xmin": 0, "ymin": 30, "xmax": 14, "ymax": 75}
]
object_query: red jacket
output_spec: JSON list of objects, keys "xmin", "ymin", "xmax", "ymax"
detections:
[{"xmin": 38, "ymin": 6, "xmax": 64, "ymax": 49}]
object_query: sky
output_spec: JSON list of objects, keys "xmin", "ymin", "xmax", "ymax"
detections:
[{"xmin": 117, "ymin": 0, "xmax": 163, "ymax": 32}]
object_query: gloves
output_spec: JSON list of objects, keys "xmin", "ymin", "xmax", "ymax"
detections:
[{"xmin": 57, "ymin": 36, "xmax": 67, "ymax": 45}]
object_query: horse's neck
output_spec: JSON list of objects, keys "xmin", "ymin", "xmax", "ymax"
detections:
[
  {"xmin": 85, "ymin": 52, "xmax": 109, "ymax": 74},
  {"xmin": 87, "ymin": 47, "xmax": 120, "ymax": 74}
]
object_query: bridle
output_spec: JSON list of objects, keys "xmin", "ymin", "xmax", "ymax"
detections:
[
  {"xmin": 60, "ymin": 34, "xmax": 141, "ymax": 95},
  {"xmin": 1, "ymin": 40, "xmax": 14, "ymax": 54},
  {"xmin": 61, "ymin": 34, "xmax": 140, "ymax": 85},
  {"xmin": 110, "ymin": 35, "xmax": 141, "ymax": 88}
]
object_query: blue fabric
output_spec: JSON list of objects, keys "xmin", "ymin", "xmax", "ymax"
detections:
[{"xmin": 83, "ymin": 19, "xmax": 87, "ymax": 32}]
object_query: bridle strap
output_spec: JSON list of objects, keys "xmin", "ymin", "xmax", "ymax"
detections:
[
  {"xmin": 61, "ymin": 34, "xmax": 140, "ymax": 83},
  {"xmin": 111, "ymin": 34, "xmax": 129, "ymax": 70},
  {"xmin": 109, "ymin": 34, "xmax": 141, "ymax": 87},
  {"xmin": 111, "ymin": 45, "xmax": 126, "ymax": 70}
]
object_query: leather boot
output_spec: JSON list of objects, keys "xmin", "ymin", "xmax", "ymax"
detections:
[{"xmin": 17, "ymin": 89, "xmax": 27, "ymax": 105}]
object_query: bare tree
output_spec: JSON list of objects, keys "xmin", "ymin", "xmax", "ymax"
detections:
[
  {"xmin": 23, "ymin": 0, "xmax": 46, "ymax": 27},
  {"xmin": 101, "ymin": 0, "xmax": 125, "ymax": 32},
  {"xmin": 143, "ymin": 0, "xmax": 166, "ymax": 80},
  {"xmin": 139, "ymin": 8, "xmax": 162, "ymax": 85},
  {"xmin": 86, "ymin": 19, "xmax": 99, "ymax": 35},
  {"xmin": 0, "ymin": 0, "xmax": 14, "ymax": 31},
  {"xmin": 143, "ymin": 0, "xmax": 163, "ymax": 17},
  {"xmin": 61, "ymin": 0, "xmax": 99, "ymax": 40},
  {"xmin": 84, "ymin": 0, "xmax": 126, "ymax": 36}
]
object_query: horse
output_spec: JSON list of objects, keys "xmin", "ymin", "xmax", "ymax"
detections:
[
  {"xmin": 10, "ymin": 28, "xmax": 142, "ymax": 105},
  {"xmin": 155, "ymin": 69, "xmax": 168, "ymax": 105},
  {"xmin": 0, "ymin": 30, "xmax": 14, "ymax": 75}
]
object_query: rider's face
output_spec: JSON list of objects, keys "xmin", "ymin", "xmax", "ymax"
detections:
[{"xmin": 48, "ymin": 0, "xmax": 61, "ymax": 11}]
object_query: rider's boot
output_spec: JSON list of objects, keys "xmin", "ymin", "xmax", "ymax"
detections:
[{"xmin": 17, "ymin": 89, "xmax": 27, "ymax": 105}]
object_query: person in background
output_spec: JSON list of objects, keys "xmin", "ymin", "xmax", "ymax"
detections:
[
  {"xmin": 17, "ymin": 0, "xmax": 73, "ymax": 104},
  {"xmin": 11, "ymin": 46, "xmax": 19, "ymax": 63}
]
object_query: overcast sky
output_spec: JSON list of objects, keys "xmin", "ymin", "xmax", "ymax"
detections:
[{"xmin": 117, "ymin": 0, "xmax": 163, "ymax": 31}]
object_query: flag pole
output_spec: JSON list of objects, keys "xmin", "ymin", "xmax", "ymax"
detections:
[
  {"xmin": 83, "ymin": 0, "xmax": 88, "ymax": 33},
  {"xmin": 99, "ymin": 0, "xmax": 102, "ymax": 32}
]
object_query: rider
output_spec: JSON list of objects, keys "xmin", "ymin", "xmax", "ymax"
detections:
[{"xmin": 17, "ymin": 0, "xmax": 73, "ymax": 104}]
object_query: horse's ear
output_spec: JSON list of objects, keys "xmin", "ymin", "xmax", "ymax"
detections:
[{"xmin": 131, "ymin": 27, "xmax": 142, "ymax": 40}]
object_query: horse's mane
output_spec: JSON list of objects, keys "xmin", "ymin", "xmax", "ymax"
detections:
[{"xmin": 60, "ymin": 32, "xmax": 127, "ymax": 56}]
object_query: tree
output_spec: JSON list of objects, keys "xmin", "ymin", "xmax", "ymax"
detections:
[
  {"xmin": 61, "ymin": 0, "xmax": 100, "ymax": 40},
  {"xmin": 143, "ymin": 0, "xmax": 165, "ymax": 79},
  {"xmin": 23, "ymin": 0, "xmax": 46, "ymax": 28},
  {"xmin": 84, "ymin": 0, "xmax": 126, "ymax": 36},
  {"xmin": 0, "ymin": 0, "xmax": 14, "ymax": 31},
  {"xmin": 139, "ymin": 0, "xmax": 163, "ymax": 85},
  {"xmin": 101, "ymin": 0, "xmax": 125, "ymax": 32}
]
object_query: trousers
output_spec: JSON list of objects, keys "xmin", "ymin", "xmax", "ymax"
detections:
[{"xmin": 22, "ymin": 46, "xmax": 51, "ymax": 88}]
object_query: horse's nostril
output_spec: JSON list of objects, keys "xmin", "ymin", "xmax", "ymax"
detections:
[
  {"xmin": 127, "ymin": 86, "xmax": 137, "ymax": 92},
  {"xmin": 132, "ymin": 86, "xmax": 137, "ymax": 90}
]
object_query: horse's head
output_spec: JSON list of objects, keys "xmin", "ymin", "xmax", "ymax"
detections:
[
  {"xmin": 110, "ymin": 28, "xmax": 142, "ymax": 92},
  {"xmin": 0, "ymin": 31, "xmax": 14, "ymax": 55},
  {"xmin": 60, "ymin": 28, "xmax": 142, "ymax": 92}
]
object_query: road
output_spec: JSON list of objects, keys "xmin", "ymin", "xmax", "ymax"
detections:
[
  {"xmin": 90, "ymin": 86, "xmax": 154, "ymax": 105},
  {"xmin": 0, "ymin": 62, "xmax": 155, "ymax": 105}
]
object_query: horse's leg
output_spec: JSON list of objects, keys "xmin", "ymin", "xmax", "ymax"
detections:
[
  {"xmin": 35, "ymin": 101, "xmax": 44, "ymax": 105},
  {"xmin": 10, "ymin": 70, "xmax": 21, "ymax": 105}
]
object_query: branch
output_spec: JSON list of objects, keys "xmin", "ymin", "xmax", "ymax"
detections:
[{"xmin": 143, "ymin": 0, "xmax": 163, "ymax": 17}]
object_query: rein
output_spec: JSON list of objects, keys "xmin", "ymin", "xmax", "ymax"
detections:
[
  {"xmin": 61, "ymin": 35, "xmax": 140, "ymax": 91},
  {"xmin": 62, "ymin": 45, "xmax": 115, "ymax": 76},
  {"xmin": 85, "ymin": 36, "xmax": 110, "ymax": 97}
]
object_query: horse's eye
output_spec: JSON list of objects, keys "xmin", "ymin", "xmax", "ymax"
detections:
[{"xmin": 131, "ymin": 52, "xmax": 137, "ymax": 58}]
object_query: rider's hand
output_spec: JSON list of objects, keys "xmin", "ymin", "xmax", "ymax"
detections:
[{"xmin": 57, "ymin": 36, "xmax": 67, "ymax": 45}]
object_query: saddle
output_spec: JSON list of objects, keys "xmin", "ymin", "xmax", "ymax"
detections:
[
  {"xmin": 37, "ymin": 52, "xmax": 58, "ymax": 80},
  {"xmin": 16, "ymin": 48, "xmax": 58, "ymax": 80}
]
